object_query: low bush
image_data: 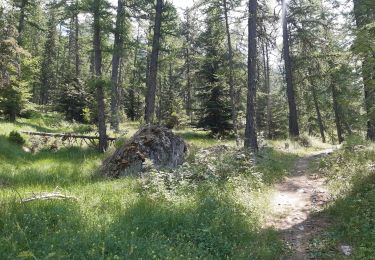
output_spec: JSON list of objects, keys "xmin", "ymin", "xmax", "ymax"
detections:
[{"xmin": 8, "ymin": 130, "xmax": 25, "ymax": 145}]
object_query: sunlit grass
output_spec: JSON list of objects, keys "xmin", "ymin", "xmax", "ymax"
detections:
[
  {"xmin": 0, "ymin": 114, "xmax": 302, "ymax": 258},
  {"xmin": 308, "ymin": 144, "xmax": 375, "ymax": 258}
]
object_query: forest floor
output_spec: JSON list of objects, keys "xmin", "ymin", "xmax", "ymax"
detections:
[
  {"xmin": 265, "ymin": 149, "xmax": 334, "ymax": 259},
  {"xmin": 0, "ymin": 113, "xmax": 374, "ymax": 259}
]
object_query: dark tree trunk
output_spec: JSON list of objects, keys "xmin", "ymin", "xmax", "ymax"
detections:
[
  {"xmin": 74, "ymin": 6, "xmax": 80, "ymax": 77},
  {"xmin": 223, "ymin": 0, "xmax": 239, "ymax": 146},
  {"xmin": 17, "ymin": 0, "xmax": 27, "ymax": 45},
  {"xmin": 93, "ymin": 0, "xmax": 108, "ymax": 152},
  {"xmin": 144, "ymin": 0, "xmax": 163, "ymax": 124},
  {"xmin": 311, "ymin": 84, "xmax": 326, "ymax": 143},
  {"xmin": 265, "ymin": 39, "xmax": 272, "ymax": 139},
  {"xmin": 184, "ymin": 10, "xmax": 192, "ymax": 123},
  {"xmin": 282, "ymin": 0, "xmax": 299, "ymax": 138},
  {"xmin": 353, "ymin": 0, "xmax": 375, "ymax": 140},
  {"xmin": 244, "ymin": 0, "xmax": 258, "ymax": 151},
  {"xmin": 110, "ymin": 0, "xmax": 126, "ymax": 131},
  {"xmin": 331, "ymin": 81, "xmax": 344, "ymax": 143}
]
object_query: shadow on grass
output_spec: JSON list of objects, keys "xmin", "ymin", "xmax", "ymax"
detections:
[
  {"xmin": 14, "ymin": 121, "xmax": 56, "ymax": 133},
  {"xmin": 256, "ymin": 147, "xmax": 299, "ymax": 185},
  {"xmin": 0, "ymin": 135, "xmax": 102, "ymax": 188},
  {"xmin": 0, "ymin": 186, "xmax": 285, "ymax": 259},
  {"xmin": 306, "ymin": 172, "xmax": 375, "ymax": 259}
]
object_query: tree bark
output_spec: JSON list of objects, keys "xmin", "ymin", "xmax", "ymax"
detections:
[
  {"xmin": 144, "ymin": 0, "xmax": 163, "ymax": 124},
  {"xmin": 184, "ymin": 10, "xmax": 192, "ymax": 123},
  {"xmin": 74, "ymin": 4, "xmax": 80, "ymax": 77},
  {"xmin": 223, "ymin": 0, "xmax": 239, "ymax": 146},
  {"xmin": 331, "ymin": 81, "xmax": 343, "ymax": 143},
  {"xmin": 282, "ymin": 0, "xmax": 299, "ymax": 138},
  {"xmin": 93, "ymin": 0, "xmax": 108, "ymax": 152},
  {"xmin": 17, "ymin": 0, "xmax": 27, "ymax": 46},
  {"xmin": 265, "ymin": 38, "xmax": 272, "ymax": 139},
  {"xmin": 110, "ymin": 0, "xmax": 126, "ymax": 131},
  {"xmin": 244, "ymin": 0, "xmax": 258, "ymax": 151},
  {"xmin": 311, "ymin": 84, "xmax": 326, "ymax": 143},
  {"xmin": 353, "ymin": 0, "xmax": 375, "ymax": 140}
]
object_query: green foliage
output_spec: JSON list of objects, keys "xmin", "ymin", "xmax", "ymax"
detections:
[
  {"xmin": 8, "ymin": 130, "xmax": 25, "ymax": 145},
  {"xmin": 0, "ymin": 81, "xmax": 26, "ymax": 121},
  {"xmin": 0, "ymin": 16, "xmax": 29, "ymax": 121},
  {"xmin": 295, "ymin": 134, "xmax": 312, "ymax": 147},
  {"xmin": 56, "ymin": 78, "xmax": 88, "ymax": 122},
  {"xmin": 342, "ymin": 134, "xmax": 367, "ymax": 150},
  {"xmin": 195, "ymin": 1, "xmax": 233, "ymax": 136}
]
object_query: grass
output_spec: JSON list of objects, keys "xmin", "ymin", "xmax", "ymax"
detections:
[
  {"xmin": 0, "ymin": 113, "xmax": 305, "ymax": 259},
  {"xmin": 308, "ymin": 143, "xmax": 375, "ymax": 259}
]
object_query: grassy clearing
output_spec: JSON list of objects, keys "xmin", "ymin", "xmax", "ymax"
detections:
[
  {"xmin": 309, "ymin": 142, "xmax": 375, "ymax": 259},
  {"xmin": 0, "ymin": 115, "xmax": 302, "ymax": 259}
]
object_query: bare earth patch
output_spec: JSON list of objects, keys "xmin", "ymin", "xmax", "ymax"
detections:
[{"xmin": 265, "ymin": 149, "xmax": 334, "ymax": 259}]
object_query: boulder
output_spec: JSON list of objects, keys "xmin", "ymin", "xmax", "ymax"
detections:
[{"xmin": 101, "ymin": 126, "xmax": 187, "ymax": 178}]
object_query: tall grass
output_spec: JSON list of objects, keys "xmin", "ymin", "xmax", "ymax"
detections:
[
  {"xmin": 0, "ymin": 115, "xmax": 301, "ymax": 259},
  {"xmin": 309, "ymin": 144, "xmax": 375, "ymax": 259}
]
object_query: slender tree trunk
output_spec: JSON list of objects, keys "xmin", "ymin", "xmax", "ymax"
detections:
[
  {"xmin": 223, "ymin": 0, "xmax": 239, "ymax": 146},
  {"xmin": 17, "ymin": 0, "xmax": 27, "ymax": 46},
  {"xmin": 331, "ymin": 81, "xmax": 343, "ymax": 143},
  {"xmin": 311, "ymin": 84, "xmax": 326, "ymax": 143},
  {"xmin": 265, "ymin": 39, "xmax": 272, "ymax": 139},
  {"xmin": 185, "ymin": 10, "xmax": 192, "ymax": 123},
  {"xmin": 110, "ymin": 0, "xmax": 126, "ymax": 131},
  {"xmin": 157, "ymin": 75, "xmax": 163, "ymax": 123},
  {"xmin": 74, "ymin": 7, "xmax": 80, "ymax": 77},
  {"xmin": 144, "ymin": 0, "xmax": 163, "ymax": 124},
  {"xmin": 93, "ymin": 0, "xmax": 108, "ymax": 152},
  {"xmin": 244, "ymin": 0, "xmax": 258, "ymax": 151},
  {"xmin": 353, "ymin": 0, "xmax": 375, "ymax": 140},
  {"xmin": 282, "ymin": 0, "xmax": 299, "ymax": 138}
]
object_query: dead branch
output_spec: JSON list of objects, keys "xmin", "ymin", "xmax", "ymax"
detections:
[{"xmin": 21, "ymin": 192, "xmax": 78, "ymax": 203}]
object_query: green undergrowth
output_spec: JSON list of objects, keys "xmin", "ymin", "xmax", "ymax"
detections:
[
  {"xmin": 309, "ymin": 143, "xmax": 375, "ymax": 259},
  {"xmin": 0, "ymin": 115, "xmax": 301, "ymax": 259}
]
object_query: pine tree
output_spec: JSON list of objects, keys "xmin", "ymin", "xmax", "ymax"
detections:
[{"xmin": 196, "ymin": 1, "xmax": 232, "ymax": 136}]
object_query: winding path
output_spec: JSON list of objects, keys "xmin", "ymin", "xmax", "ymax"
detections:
[{"xmin": 265, "ymin": 149, "xmax": 334, "ymax": 259}]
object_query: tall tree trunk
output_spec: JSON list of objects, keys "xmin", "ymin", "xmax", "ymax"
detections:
[
  {"xmin": 93, "ymin": 0, "xmax": 108, "ymax": 152},
  {"xmin": 331, "ymin": 81, "xmax": 343, "ymax": 143},
  {"xmin": 223, "ymin": 0, "xmax": 239, "ymax": 146},
  {"xmin": 110, "ymin": 0, "xmax": 126, "ymax": 131},
  {"xmin": 17, "ymin": 0, "xmax": 27, "ymax": 46},
  {"xmin": 244, "ymin": 0, "xmax": 258, "ymax": 151},
  {"xmin": 144, "ymin": 0, "xmax": 163, "ymax": 124},
  {"xmin": 184, "ymin": 10, "xmax": 192, "ymax": 123},
  {"xmin": 129, "ymin": 24, "xmax": 140, "ymax": 121},
  {"xmin": 353, "ymin": 0, "xmax": 375, "ymax": 140},
  {"xmin": 74, "ymin": 6, "xmax": 80, "ymax": 77},
  {"xmin": 265, "ymin": 39, "xmax": 272, "ymax": 139},
  {"xmin": 282, "ymin": 0, "xmax": 299, "ymax": 138},
  {"xmin": 311, "ymin": 84, "xmax": 326, "ymax": 143}
]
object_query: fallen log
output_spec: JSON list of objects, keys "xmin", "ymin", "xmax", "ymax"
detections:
[
  {"xmin": 20, "ymin": 131, "xmax": 117, "ymax": 141},
  {"xmin": 22, "ymin": 192, "xmax": 78, "ymax": 203}
]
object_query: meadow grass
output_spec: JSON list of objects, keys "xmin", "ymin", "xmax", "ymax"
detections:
[{"xmin": 0, "ymin": 115, "xmax": 301, "ymax": 259}]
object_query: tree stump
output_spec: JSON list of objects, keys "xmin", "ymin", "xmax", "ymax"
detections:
[{"xmin": 101, "ymin": 126, "xmax": 187, "ymax": 178}]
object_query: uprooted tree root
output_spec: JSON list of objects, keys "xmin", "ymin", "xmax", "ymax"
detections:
[{"xmin": 101, "ymin": 126, "xmax": 187, "ymax": 178}]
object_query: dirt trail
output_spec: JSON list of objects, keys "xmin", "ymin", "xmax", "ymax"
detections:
[{"xmin": 265, "ymin": 149, "xmax": 334, "ymax": 259}]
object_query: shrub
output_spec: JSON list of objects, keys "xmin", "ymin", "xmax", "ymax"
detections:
[
  {"xmin": 343, "ymin": 134, "xmax": 366, "ymax": 150},
  {"xmin": 296, "ymin": 134, "xmax": 311, "ymax": 147},
  {"xmin": 19, "ymin": 105, "xmax": 39, "ymax": 119},
  {"xmin": 165, "ymin": 114, "xmax": 179, "ymax": 129},
  {"xmin": 8, "ymin": 131, "xmax": 25, "ymax": 145}
]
